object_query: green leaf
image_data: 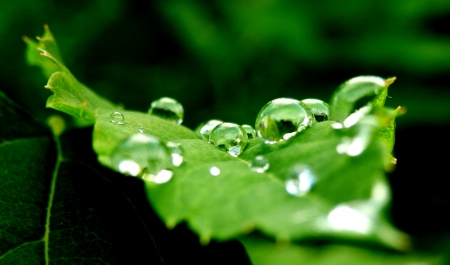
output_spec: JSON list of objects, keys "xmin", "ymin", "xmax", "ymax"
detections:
[
  {"xmin": 0, "ymin": 91, "xmax": 166, "ymax": 264},
  {"xmin": 26, "ymin": 27, "xmax": 408, "ymax": 251},
  {"xmin": 241, "ymin": 236, "xmax": 444, "ymax": 265}
]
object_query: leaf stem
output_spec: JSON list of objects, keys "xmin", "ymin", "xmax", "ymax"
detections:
[{"xmin": 43, "ymin": 132, "xmax": 63, "ymax": 264}]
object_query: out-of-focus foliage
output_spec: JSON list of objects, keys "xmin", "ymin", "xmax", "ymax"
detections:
[{"xmin": 1, "ymin": 0, "xmax": 450, "ymax": 128}]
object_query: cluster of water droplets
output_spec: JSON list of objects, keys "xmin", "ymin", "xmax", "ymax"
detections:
[
  {"xmin": 108, "ymin": 96, "xmax": 187, "ymax": 184},
  {"xmin": 255, "ymin": 98, "xmax": 329, "ymax": 143},
  {"xmin": 106, "ymin": 94, "xmax": 364, "ymax": 199}
]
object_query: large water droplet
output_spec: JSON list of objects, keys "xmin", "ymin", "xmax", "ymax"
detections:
[
  {"xmin": 111, "ymin": 134, "xmax": 172, "ymax": 179},
  {"xmin": 148, "ymin": 97, "xmax": 184, "ymax": 124},
  {"xmin": 249, "ymin": 155, "xmax": 269, "ymax": 173},
  {"xmin": 241, "ymin": 124, "xmax": 256, "ymax": 139},
  {"xmin": 255, "ymin": 98, "xmax": 313, "ymax": 143},
  {"xmin": 195, "ymin": 119, "xmax": 223, "ymax": 138},
  {"xmin": 209, "ymin": 122, "xmax": 248, "ymax": 157},
  {"xmin": 166, "ymin": 141, "xmax": 184, "ymax": 167},
  {"xmin": 110, "ymin": 111, "xmax": 124, "ymax": 124},
  {"xmin": 285, "ymin": 165, "xmax": 316, "ymax": 196},
  {"xmin": 210, "ymin": 166, "xmax": 221, "ymax": 176},
  {"xmin": 301, "ymin": 99, "xmax": 330, "ymax": 122}
]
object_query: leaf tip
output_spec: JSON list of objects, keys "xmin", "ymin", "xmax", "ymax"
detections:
[
  {"xmin": 44, "ymin": 24, "xmax": 49, "ymax": 30},
  {"xmin": 396, "ymin": 106, "xmax": 406, "ymax": 116},
  {"xmin": 385, "ymin": 76, "xmax": 396, "ymax": 87},
  {"xmin": 199, "ymin": 234, "xmax": 211, "ymax": 246},
  {"xmin": 241, "ymin": 222, "xmax": 255, "ymax": 234},
  {"xmin": 166, "ymin": 220, "xmax": 176, "ymax": 230}
]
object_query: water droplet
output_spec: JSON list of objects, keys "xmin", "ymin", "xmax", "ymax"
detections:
[
  {"xmin": 111, "ymin": 134, "xmax": 172, "ymax": 179},
  {"xmin": 336, "ymin": 119, "xmax": 375, "ymax": 157},
  {"xmin": 255, "ymin": 98, "xmax": 313, "ymax": 143},
  {"xmin": 110, "ymin": 111, "xmax": 124, "ymax": 124},
  {"xmin": 138, "ymin": 126, "xmax": 144, "ymax": 133},
  {"xmin": 327, "ymin": 204, "xmax": 372, "ymax": 234},
  {"xmin": 148, "ymin": 97, "xmax": 184, "ymax": 124},
  {"xmin": 343, "ymin": 105, "xmax": 372, "ymax": 128},
  {"xmin": 241, "ymin": 124, "xmax": 256, "ymax": 139},
  {"xmin": 117, "ymin": 160, "xmax": 141, "ymax": 176},
  {"xmin": 249, "ymin": 155, "xmax": 269, "ymax": 173},
  {"xmin": 301, "ymin": 99, "xmax": 330, "ymax": 122},
  {"xmin": 331, "ymin": 122, "xmax": 344, "ymax": 130},
  {"xmin": 143, "ymin": 169, "xmax": 173, "ymax": 184},
  {"xmin": 195, "ymin": 119, "xmax": 223, "ymax": 138},
  {"xmin": 209, "ymin": 122, "xmax": 248, "ymax": 157},
  {"xmin": 285, "ymin": 165, "xmax": 316, "ymax": 196},
  {"xmin": 166, "ymin": 141, "xmax": 184, "ymax": 167},
  {"xmin": 210, "ymin": 166, "xmax": 221, "ymax": 176}
]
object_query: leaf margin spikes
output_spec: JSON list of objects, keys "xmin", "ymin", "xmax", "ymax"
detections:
[{"xmin": 23, "ymin": 25, "xmax": 117, "ymax": 125}]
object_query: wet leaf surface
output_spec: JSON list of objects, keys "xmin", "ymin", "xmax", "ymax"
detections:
[{"xmin": 22, "ymin": 27, "xmax": 412, "ymax": 251}]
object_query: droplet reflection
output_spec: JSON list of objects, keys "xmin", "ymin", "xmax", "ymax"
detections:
[
  {"xmin": 143, "ymin": 169, "xmax": 173, "ymax": 184},
  {"xmin": 166, "ymin": 141, "xmax": 184, "ymax": 167},
  {"xmin": 327, "ymin": 204, "xmax": 373, "ymax": 234},
  {"xmin": 285, "ymin": 165, "xmax": 316, "ymax": 196},
  {"xmin": 210, "ymin": 166, "xmax": 221, "ymax": 176}
]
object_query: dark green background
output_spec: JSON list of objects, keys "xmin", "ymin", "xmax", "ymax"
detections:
[{"xmin": 1, "ymin": 0, "xmax": 449, "ymax": 262}]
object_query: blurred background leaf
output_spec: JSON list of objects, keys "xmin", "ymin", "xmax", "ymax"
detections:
[{"xmin": 1, "ymin": 0, "xmax": 449, "ymax": 263}]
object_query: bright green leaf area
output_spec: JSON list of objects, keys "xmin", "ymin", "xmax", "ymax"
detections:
[
  {"xmin": 25, "ymin": 27, "xmax": 409, "ymax": 252},
  {"xmin": 241, "ymin": 236, "xmax": 444, "ymax": 265}
]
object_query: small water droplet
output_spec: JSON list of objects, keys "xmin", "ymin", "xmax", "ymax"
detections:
[
  {"xmin": 255, "ymin": 98, "xmax": 313, "ymax": 143},
  {"xmin": 166, "ymin": 141, "xmax": 184, "ymax": 167},
  {"xmin": 143, "ymin": 169, "xmax": 173, "ymax": 184},
  {"xmin": 301, "ymin": 99, "xmax": 330, "ymax": 122},
  {"xmin": 209, "ymin": 122, "xmax": 248, "ymax": 156},
  {"xmin": 241, "ymin": 124, "xmax": 256, "ymax": 139},
  {"xmin": 110, "ymin": 111, "xmax": 124, "ymax": 124},
  {"xmin": 148, "ymin": 97, "xmax": 184, "ymax": 124},
  {"xmin": 210, "ymin": 166, "xmax": 221, "ymax": 176},
  {"xmin": 249, "ymin": 155, "xmax": 269, "ymax": 173},
  {"xmin": 285, "ymin": 165, "xmax": 316, "ymax": 196},
  {"xmin": 195, "ymin": 119, "xmax": 223, "ymax": 138},
  {"xmin": 111, "ymin": 134, "xmax": 172, "ymax": 178},
  {"xmin": 138, "ymin": 126, "xmax": 144, "ymax": 133}
]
